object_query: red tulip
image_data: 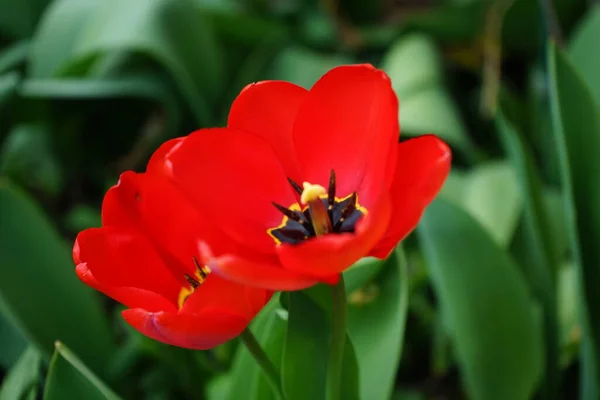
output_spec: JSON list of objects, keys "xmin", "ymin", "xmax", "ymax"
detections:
[
  {"xmin": 150, "ymin": 64, "xmax": 451, "ymax": 291},
  {"xmin": 73, "ymin": 171, "xmax": 270, "ymax": 350}
]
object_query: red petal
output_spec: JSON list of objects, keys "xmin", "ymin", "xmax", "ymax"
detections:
[
  {"xmin": 103, "ymin": 171, "xmax": 243, "ymax": 277},
  {"xmin": 228, "ymin": 81, "xmax": 307, "ymax": 182},
  {"xmin": 370, "ymin": 135, "xmax": 451, "ymax": 258},
  {"xmin": 101, "ymin": 171, "xmax": 143, "ymax": 229},
  {"xmin": 122, "ymin": 308, "xmax": 249, "ymax": 350},
  {"xmin": 206, "ymin": 253, "xmax": 320, "ymax": 291},
  {"xmin": 277, "ymin": 195, "xmax": 392, "ymax": 279},
  {"xmin": 147, "ymin": 137, "xmax": 184, "ymax": 176},
  {"xmin": 74, "ymin": 228, "xmax": 182, "ymax": 304},
  {"xmin": 180, "ymin": 274, "xmax": 268, "ymax": 320},
  {"xmin": 165, "ymin": 128, "xmax": 296, "ymax": 253},
  {"xmin": 76, "ymin": 264, "xmax": 176, "ymax": 313},
  {"xmin": 293, "ymin": 64, "xmax": 399, "ymax": 208}
]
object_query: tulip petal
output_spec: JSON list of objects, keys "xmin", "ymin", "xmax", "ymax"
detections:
[
  {"xmin": 104, "ymin": 171, "xmax": 242, "ymax": 276},
  {"xmin": 293, "ymin": 64, "xmax": 399, "ymax": 208},
  {"xmin": 165, "ymin": 128, "xmax": 297, "ymax": 253},
  {"xmin": 101, "ymin": 171, "xmax": 142, "ymax": 229},
  {"xmin": 180, "ymin": 274, "xmax": 268, "ymax": 319},
  {"xmin": 74, "ymin": 227, "xmax": 182, "ymax": 304},
  {"xmin": 277, "ymin": 195, "xmax": 392, "ymax": 278},
  {"xmin": 147, "ymin": 137, "xmax": 184, "ymax": 176},
  {"xmin": 76, "ymin": 264, "xmax": 176, "ymax": 313},
  {"xmin": 370, "ymin": 135, "xmax": 451, "ymax": 258},
  {"xmin": 206, "ymin": 253, "xmax": 321, "ymax": 291},
  {"xmin": 228, "ymin": 81, "xmax": 307, "ymax": 182},
  {"xmin": 122, "ymin": 308, "xmax": 249, "ymax": 350}
]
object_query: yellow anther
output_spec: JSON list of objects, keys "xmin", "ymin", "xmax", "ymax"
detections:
[
  {"xmin": 299, "ymin": 182, "xmax": 332, "ymax": 236},
  {"xmin": 300, "ymin": 182, "xmax": 327, "ymax": 205}
]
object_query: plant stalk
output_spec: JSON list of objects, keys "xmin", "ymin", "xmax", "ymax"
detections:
[
  {"xmin": 240, "ymin": 328, "xmax": 285, "ymax": 400},
  {"xmin": 326, "ymin": 275, "xmax": 348, "ymax": 400}
]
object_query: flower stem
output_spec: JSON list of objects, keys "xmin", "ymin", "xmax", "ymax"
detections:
[
  {"xmin": 240, "ymin": 328, "xmax": 285, "ymax": 400},
  {"xmin": 327, "ymin": 275, "xmax": 347, "ymax": 400}
]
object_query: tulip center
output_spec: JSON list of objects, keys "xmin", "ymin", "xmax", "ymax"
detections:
[
  {"xmin": 267, "ymin": 170, "xmax": 367, "ymax": 245},
  {"xmin": 177, "ymin": 257, "xmax": 211, "ymax": 308}
]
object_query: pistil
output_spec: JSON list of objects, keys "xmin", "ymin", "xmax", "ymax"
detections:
[{"xmin": 300, "ymin": 182, "xmax": 332, "ymax": 236}]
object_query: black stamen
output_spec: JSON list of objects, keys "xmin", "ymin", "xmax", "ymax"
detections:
[
  {"xmin": 192, "ymin": 257, "xmax": 209, "ymax": 279},
  {"xmin": 272, "ymin": 202, "xmax": 303, "ymax": 223},
  {"xmin": 328, "ymin": 170, "xmax": 336, "ymax": 207},
  {"xmin": 340, "ymin": 193, "xmax": 357, "ymax": 218},
  {"xmin": 184, "ymin": 274, "xmax": 200, "ymax": 288},
  {"xmin": 287, "ymin": 177, "xmax": 303, "ymax": 195},
  {"xmin": 334, "ymin": 193, "xmax": 357, "ymax": 231}
]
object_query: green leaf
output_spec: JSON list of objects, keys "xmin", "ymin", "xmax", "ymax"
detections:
[
  {"xmin": 548, "ymin": 41, "xmax": 600, "ymax": 399},
  {"xmin": 27, "ymin": 0, "xmax": 100, "ymax": 77},
  {"xmin": 343, "ymin": 257, "xmax": 384, "ymax": 294},
  {"xmin": 399, "ymin": 88, "xmax": 469, "ymax": 151},
  {"xmin": 63, "ymin": 204, "xmax": 102, "ymax": 234},
  {"xmin": 0, "ymin": 346, "xmax": 42, "ymax": 400},
  {"xmin": 381, "ymin": 34, "xmax": 470, "ymax": 152},
  {"xmin": 283, "ymin": 291, "xmax": 359, "ymax": 400},
  {"xmin": 0, "ymin": 313, "xmax": 27, "ymax": 370},
  {"xmin": 347, "ymin": 247, "xmax": 409, "ymax": 400},
  {"xmin": 418, "ymin": 198, "xmax": 543, "ymax": 400},
  {"xmin": 0, "ymin": 124, "xmax": 64, "ymax": 197},
  {"xmin": 0, "ymin": 72, "xmax": 20, "ymax": 106},
  {"xmin": 462, "ymin": 161, "xmax": 521, "ymax": 247},
  {"xmin": 569, "ymin": 5, "xmax": 600, "ymax": 104},
  {"xmin": 20, "ymin": 76, "xmax": 181, "ymax": 135},
  {"xmin": 226, "ymin": 296, "xmax": 287, "ymax": 400},
  {"xmin": 0, "ymin": 41, "xmax": 29, "ymax": 74},
  {"xmin": 496, "ymin": 111, "xmax": 560, "ymax": 398},
  {"xmin": 30, "ymin": 0, "xmax": 222, "ymax": 124},
  {"xmin": 43, "ymin": 342, "xmax": 122, "ymax": 400},
  {"xmin": 557, "ymin": 262, "xmax": 580, "ymax": 367},
  {"xmin": 402, "ymin": 2, "xmax": 484, "ymax": 44},
  {"xmin": 0, "ymin": 0, "xmax": 50, "ymax": 38},
  {"xmin": 0, "ymin": 182, "xmax": 115, "ymax": 374},
  {"xmin": 203, "ymin": 6, "xmax": 288, "ymax": 46},
  {"xmin": 440, "ymin": 162, "xmax": 522, "ymax": 247},
  {"xmin": 380, "ymin": 34, "xmax": 442, "ymax": 91}
]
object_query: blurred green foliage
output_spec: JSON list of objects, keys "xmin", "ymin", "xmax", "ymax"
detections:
[{"xmin": 1, "ymin": 0, "xmax": 599, "ymax": 399}]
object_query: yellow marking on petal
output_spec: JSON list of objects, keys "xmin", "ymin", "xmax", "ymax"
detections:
[
  {"xmin": 177, "ymin": 266, "xmax": 210, "ymax": 309},
  {"xmin": 338, "ymin": 192, "xmax": 368, "ymax": 216},
  {"xmin": 178, "ymin": 286, "xmax": 195, "ymax": 309},
  {"xmin": 300, "ymin": 182, "xmax": 327, "ymax": 205},
  {"xmin": 267, "ymin": 203, "xmax": 302, "ymax": 245}
]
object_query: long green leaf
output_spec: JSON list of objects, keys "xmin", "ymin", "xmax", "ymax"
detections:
[
  {"xmin": 43, "ymin": 342, "xmax": 122, "ymax": 400},
  {"xmin": 547, "ymin": 41, "xmax": 600, "ymax": 400},
  {"xmin": 29, "ymin": 0, "xmax": 222, "ymax": 125},
  {"xmin": 0, "ymin": 346, "xmax": 41, "ymax": 400},
  {"xmin": 569, "ymin": 5, "xmax": 600, "ymax": 104},
  {"xmin": 0, "ymin": 41, "xmax": 29, "ymax": 74},
  {"xmin": 0, "ymin": 313, "xmax": 27, "ymax": 370},
  {"xmin": 0, "ymin": 182, "xmax": 115, "ymax": 374},
  {"xmin": 496, "ymin": 111, "xmax": 560, "ymax": 398},
  {"xmin": 418, "ymin": 198, "xmax": 543, "ymax": 400},
  {"xmin": 20, "ymin": 76, "xmax": 181, "ymax": 135},
  {"xmin": 0, "ymin": 72, "xmax": 20, "ymax": 106},
  {"xmin": 347, "ymin": 247, "xmax": 409, "ymax": 400},
  {"xmin": 0, "ymin": 0, "xmax": 50, "ymax": 38}
]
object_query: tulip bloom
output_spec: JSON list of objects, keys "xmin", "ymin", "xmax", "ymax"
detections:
[
  {"xmin": 150, "ymin": 64, "xmax": 451, "ymax": 291},
  {"xmin": 73, "ymin": 171, "xmax": 270, "ymax": 350}
]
